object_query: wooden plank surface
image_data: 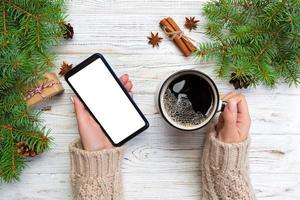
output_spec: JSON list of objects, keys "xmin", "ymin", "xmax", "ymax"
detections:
[{"xmin": 1, "ymin": 0, "xmax": 300, "ymax": 199}]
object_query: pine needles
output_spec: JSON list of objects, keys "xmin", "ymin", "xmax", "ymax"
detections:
[
  {"xmin": 195, "ymin": 0, "xmax": 300, "ymax": 88},
  {"xmin": 0, "ymin": 0, "xmax": 66, "ymax": 182}
]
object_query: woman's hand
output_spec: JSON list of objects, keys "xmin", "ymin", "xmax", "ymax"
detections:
[
  {"xmin": 71, "ymin": 74, "xmax": 133, "ymax": 151},
  {"xmin": 216, "ymin": 92, "xmax": 251, "ymax": 143}
]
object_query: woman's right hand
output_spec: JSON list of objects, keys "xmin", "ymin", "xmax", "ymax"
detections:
[{"xmin": 216, "ymin": 92, "xmax": 251, "ymax": 143}]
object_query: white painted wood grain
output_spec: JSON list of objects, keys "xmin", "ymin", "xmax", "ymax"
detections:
[{"xmin": 1, "ymin": 0, "xmax": 300, "ymax": 199}]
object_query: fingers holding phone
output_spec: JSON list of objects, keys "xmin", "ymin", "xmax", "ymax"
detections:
[
  {"xmin": 71, "ymin": 74, "xmax": 133, "ymax": 151},
  {"xmin": 66, "ymin": 54, "xmax": 148, "ymax": 146},
  {"xmin": 120, "ymin": 74, "xmax": 133, "ymax": 96}
]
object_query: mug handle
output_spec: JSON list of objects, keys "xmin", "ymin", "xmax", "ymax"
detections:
[{"xmin": 217, "ymin": 100, "xmax": 227, "ymax": 112}]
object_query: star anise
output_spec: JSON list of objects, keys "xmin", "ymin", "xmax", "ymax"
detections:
[
  {"xmin": 185, "ymin": 17, "xmax": 199, "ymax": 31},
  {"xmin": 147, "ymin": 32, "xmax": 162, "ymax": 48},
  {"xmin": 59, "ymin": 61, "xmax": 73, "ymax": 76},
  {"xmin": 63, "ymin": 23, "xmax": 74, "ymax": 39}
]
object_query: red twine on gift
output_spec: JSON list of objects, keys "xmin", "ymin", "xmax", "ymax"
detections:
[{"xmin": 25, "ymin": 81, "xmax": 61, "ymax": 100}]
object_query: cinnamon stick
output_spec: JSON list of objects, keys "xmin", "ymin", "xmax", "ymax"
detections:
[
  {"xmin": 160, "ymin": 18, "xmax": 191, "ymax": 57},
  {"xmin": 166, "ymin": 17, "xmax": 196, "ymax": 53}
]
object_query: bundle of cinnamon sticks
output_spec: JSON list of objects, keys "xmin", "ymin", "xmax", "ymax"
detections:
[{"xmin": 160, "ymin": 17, "xmax": 196, "ymax": 57}]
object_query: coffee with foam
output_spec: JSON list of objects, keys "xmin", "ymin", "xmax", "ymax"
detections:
[{"xmin": 159, "ymin": 71, "xmax": 219, "ymax": 130}]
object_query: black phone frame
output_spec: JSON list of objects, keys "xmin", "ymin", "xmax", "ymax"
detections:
[{"xmin": 65, "ymin": 53, "xmax": 149, "ymax": 146}]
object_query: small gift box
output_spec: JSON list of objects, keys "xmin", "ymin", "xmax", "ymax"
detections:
[{"xmin": 25, "ymin": 72, "xmax": 64, "ymax": 106}]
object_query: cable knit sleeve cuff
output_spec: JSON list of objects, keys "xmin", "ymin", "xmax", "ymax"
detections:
[
  {"xmin": 203, "ymin": 128, "xmax": 250, "ymax": 173},
  {"xmin": 69, "ymin": 139, "xmax": 124, "ymax": 178}
]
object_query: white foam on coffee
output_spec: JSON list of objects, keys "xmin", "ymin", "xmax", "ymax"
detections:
[{"xmin": 163, "ymin": 88, "xmax": 207, "ymax": 128}]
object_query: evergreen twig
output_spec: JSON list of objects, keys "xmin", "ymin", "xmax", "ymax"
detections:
[
  {"xmin": 196, "ymin": 0, "xmax": 300, "ymax": 88},
  {"xmin": 0, "ymin": 0, "xmax": 66, "ymax": 182}
]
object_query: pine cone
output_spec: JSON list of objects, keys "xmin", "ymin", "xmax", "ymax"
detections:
[
  {"xmin": 16, "ymin": 142, "xmax": 38, "ymax": 157},
  {"xmin": 63, "ymin": 23, "xmax": 74, "ymax": 39},
  {"xmin": 229, "ymin": 73, "xmax": 253, "ymax": 89}
]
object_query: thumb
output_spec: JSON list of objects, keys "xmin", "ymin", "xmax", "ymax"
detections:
[
  {"xmin": 217, "ymin": 101, "xmax": 242, "ymax": 143},
  {"xmin": 72, "ymin": 96, "xmax": 89, "ymax": 122},
  {"xmin": 217, "ymin": 101, "xmax": 238, "ymax": 142},
  {"xmin": 222, "ymin": 101, "xmax": 238, "ymax": 128}
]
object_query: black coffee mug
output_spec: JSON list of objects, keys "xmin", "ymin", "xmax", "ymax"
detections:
[{"xmin": 156, "ymin": 70, "xmax": 226, "ymax": 131}]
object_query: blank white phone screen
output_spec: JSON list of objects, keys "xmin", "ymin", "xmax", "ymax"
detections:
[{"xmin": 68, "ymin": 58, "xmax": 146, "ymax": 144}]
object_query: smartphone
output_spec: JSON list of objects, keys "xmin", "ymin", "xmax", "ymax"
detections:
[{"xmin": 65, "ymin": 53, "xmax": 149, "ymax": 146}]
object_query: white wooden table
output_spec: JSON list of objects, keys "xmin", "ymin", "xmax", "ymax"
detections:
[{"xmin": 1, "ymin": 0, "xmax": 300, "ymax": 199}]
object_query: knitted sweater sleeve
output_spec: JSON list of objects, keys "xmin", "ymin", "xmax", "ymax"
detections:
[
  {"xmin": 69, "ymin": 139, "xmax": 124, "ymax": 200},
  {"xmin": 201, "ymin": 127, "xmax": 256, "ymax": 200}
]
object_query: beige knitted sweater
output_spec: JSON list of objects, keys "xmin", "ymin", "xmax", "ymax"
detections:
[{"xmin": 69, "ymin": 128, "xmax": 256, "ymax": 200}]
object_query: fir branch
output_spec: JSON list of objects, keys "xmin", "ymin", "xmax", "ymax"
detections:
[
  {"xmin": 0, "ymin": 61, "xmax": 22, "ymax": 68},
  {"xmin": 0, "ymin": 0, "xmax": 65, "ymax": 182},
  {"xmin": 2, "ymin": 2, "xmax": 7, "ymax": 34},
  {"xmin": 0, "ymin": 40, "xmax": 9, "ymax": 49},
  {"xmin": 36, "ymin": 17, "xmax": 41, "ymax": 49},
  {"xmin": 254, "ymin": 40, "xmax": 273, "ymax": 61},
  {"xmin": 264, "ymin": 0, "xmax": 287, "ymax": 24},
  {"xmin": 196, "ymin": 0, "xmax": 300, "ymax": 88},
  {"xmin": 5, "ymin": 0, "xmax": 39, "ymax": 20},
  {"xmin": 1, "ymin": 1, "xmax": 9, "ymax": 49},
  {"xmin": 216, "ymin": 52, "xmax": 230, "ymax": 78},
  {"xmin": 0, "ymin": 125, "xmax": 52, "ymax": 154},
  {"xmin": 194, "ymin": 42, "xmax": 222, "ymax": 60},
  {"xmin": 0, "ymin": 125, "xmax": 25, "ymax": 182}
]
